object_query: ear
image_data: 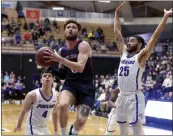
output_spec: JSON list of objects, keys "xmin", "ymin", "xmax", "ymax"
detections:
[
  {"xmin": 138, "ymin": 42, "xmax": 142, "ymax": 49},
  {"xmin": 40, "ymin": 78, "xmax": 42, "ymax": 84}
]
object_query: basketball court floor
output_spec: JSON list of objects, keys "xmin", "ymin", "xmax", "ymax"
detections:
[{"xmin": 2, "ymin": 104, "xmax": 172, "ymax": 135}]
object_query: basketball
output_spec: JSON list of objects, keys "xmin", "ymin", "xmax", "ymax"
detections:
[{"xmin": 35, "ymin": 47, "xmax": 54, "ymax": 67}]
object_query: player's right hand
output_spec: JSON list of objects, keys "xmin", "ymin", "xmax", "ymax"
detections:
[
  {"xmin": 13, "ymin": 126, "xmax": 22, "ymax": 133},
  {"xmin": 115, "ymin": 1, "xmax": 126, "ymax": 13}
]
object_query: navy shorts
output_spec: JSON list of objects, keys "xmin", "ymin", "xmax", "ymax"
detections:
[{"xmin": 62, "ymin": 79, "xmax": 95, "ymax": 108}]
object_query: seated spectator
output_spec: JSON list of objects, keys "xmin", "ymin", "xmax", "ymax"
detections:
[
  {"xmin": 29, "ymin": 21, "xmax": 35, "ymax": 30},
  {"xmin": 15, "ymin": 30, "xmax": 22, "ymax": 45},
  {"xmin": 17, "ymin": 18, "xmax": 22, "ymax": 28},
  {"xmin": 18, "ymin": 11, "xmax": 25, "ymax": 19},
  {"xmin": 2, "ymin": 7, "xmax": 8, "ymax": 20},
  {"xmin": 81, "ymin": 26, "xmax": 87, "ymax": 37},
  {"xmin": 2, "ymin": 18, "xmax": 9, "ymax": 32},
  {"xmin": 4, "ymin": 72, "xmax": 10, "ymax": 84},
  {"xmin": 32, "ymin": 29, "xmax": 39, "ymax": 44},
  {"xmin": 2, "ymin": 36, "xmax": 6, "ymax": 46},
  {"xmin": 88, "ymin": 30, "xmax": 94, "ymax": 40},
  {"xmin": 94, "ymin": 31, "xmax": 100, "ymax": 41},
  {"xmin": 35, "ymin": 19, "xmax": 40, "ymax": 29},
  {"xmin": 8, "ymin": 25, "xmax": 15, "ymax": 37},
  {"xmin": 24, "ymin": 30, "xmax": 32, "ymax": 43},
  {"xmin": 91, "ymin": 87, "xmax": 106, "ymax": 114},
  {"xmin": 38, "ymin": 36, "xmax": 44, "ymax": 47},
  {"xmin": 44, "ymin": 18, "xmax": 51, "ymax": 32},
  {"xmin": 53, "ymin": 19, "xmax": 60, "ymax": 31},
  {"xmin": 33, "ymin": 80, "xmax": 40, "ymax": 89},
  {"xmin": 96, "ymin": 26, "xmax": 103, "ymax": 36},
  {"xmin": 100, "ymin": 87, "xmax": 112, "ymax": 115},
  {"xmin": 23, "ymin": 20, "xmax": 28, "ymax": 31},
  {"xmin": 49, "ymin": 32, "xmax": 55, "ymax": 42},
  {"xmin": 162, "ymin": 73, "xmax": 173, "ymax": 98}
]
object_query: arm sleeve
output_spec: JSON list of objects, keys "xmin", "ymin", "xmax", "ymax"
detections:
[{"xmin": 48, "ymin": 67, "xmax": 66, "ymax": 80}]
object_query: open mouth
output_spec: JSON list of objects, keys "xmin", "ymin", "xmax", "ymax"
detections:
[
  {"xmin": 69, "ymin": 32, "xmax": 73, "ymax": 35},
  {"xmin": 46, "ymin": 80, "xmax": 50, "ymax": 83}
]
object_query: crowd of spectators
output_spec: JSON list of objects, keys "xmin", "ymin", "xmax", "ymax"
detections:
[
  {"xmin": 2, "ymin": 14, "xmax": 118, "ymax": 52},
  {"xmin": 1, "ymin": 71, "xmax": 26, "ymax": 104}
]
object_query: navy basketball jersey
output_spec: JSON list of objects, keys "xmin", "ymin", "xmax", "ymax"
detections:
[{"xmin": 60, "ymin": 40, "xmax": 93, "ymax": 80}]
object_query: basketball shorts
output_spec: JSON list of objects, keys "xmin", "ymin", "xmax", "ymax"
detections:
[
  {"xmin": 115, "ymin": 91, "xmax": 146, "ymax": 125},
  {"xmin": 62, "ymin": 79, "xmax": 95, "ymax": 108},
  {"xmin": 25, "ymin": 124, "xmax": 50, "ymax": 135}
]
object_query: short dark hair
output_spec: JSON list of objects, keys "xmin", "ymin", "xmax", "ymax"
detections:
[
  {"xmin": 131, "ymin": 35, "xmax": 146, "ymax": 49},
  {"xmin": 64, "ymin": 19, "xmax": 82, "ymax": 31},
  {"xmin": 41, "ymin": 68, "xmax": 54, "ymax": 77}
]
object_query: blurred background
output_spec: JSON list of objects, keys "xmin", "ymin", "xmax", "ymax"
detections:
[{"xmin": 1, "ymin": 1, "xmax": 172, "ymax": 135}]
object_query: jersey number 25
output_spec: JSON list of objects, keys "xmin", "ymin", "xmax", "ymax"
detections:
[{"xmin": 119, "ymin": 66, "xmax": 129, "ymax": 76}]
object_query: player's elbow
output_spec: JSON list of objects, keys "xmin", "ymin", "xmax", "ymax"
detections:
[{"xmin": 78, "ymin": 66, "xmax": 84, "ymax": 73}]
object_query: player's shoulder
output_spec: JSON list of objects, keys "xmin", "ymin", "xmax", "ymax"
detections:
[
  {"xmin": 78, "ymin": 41, "xmax": 91, "ymax": 50},
  {"xmin": 27, "ymin": 88, "xmax": 39, "ymax": 97},
  {"xmin": 80, "ymin": 40, "xmax": 90, "ymax": 45}
]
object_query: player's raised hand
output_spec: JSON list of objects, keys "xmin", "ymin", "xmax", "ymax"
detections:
[
  {"xmin": 164, "ymin": 8, "xmax": 173, "ymax": 17},
  {"xmin": 14, "ymin": 125, "xmax": 22, "ymax": 133},
  {"xmin": 115, "ymin": 1, "xmax": 126, "ymax": 14}
]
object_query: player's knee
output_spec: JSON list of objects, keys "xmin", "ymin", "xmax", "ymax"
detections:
[
  {"xmin": 131, "ymin": 122, "xmax": 144, "ymax": 135},
  {"xmin": 118, "ymin": 123, "xmax": 129, "ymax": 135},
  {"xmin": 58, "ymin": 103, "xmax": 69, "ymax": 111},
  {"xmin": 79, "ymin": 104, "xmax": 90, "ymax": 117}
]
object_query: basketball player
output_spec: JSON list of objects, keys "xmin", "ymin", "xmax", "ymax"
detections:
[
  {"xmin": 107, "ymin": 2, "xmax": 172, "ymax": 135},
  {"xmin": 43, "ymin": 19, "xmax": 95, "ymax": 135},
  {"xmin": 14, "ymin": 69, "xmax": 59, "ymax": 135}
]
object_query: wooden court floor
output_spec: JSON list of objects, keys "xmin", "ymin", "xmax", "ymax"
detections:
[{"xmin": 2, "ymin": 104, "xmax": 120, "ymax": 135}]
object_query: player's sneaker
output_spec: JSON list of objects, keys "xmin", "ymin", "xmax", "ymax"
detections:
[{"xmin": 69, "ymin": 125, "xmax": 78, "ymax": 135}]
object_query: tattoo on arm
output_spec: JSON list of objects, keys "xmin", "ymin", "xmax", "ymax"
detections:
[{"xmin": 79, "ymin": 105, "xmax": 90, "ymax": 117}]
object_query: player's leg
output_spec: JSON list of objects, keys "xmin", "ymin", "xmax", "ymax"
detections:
[
  {"xmin": 115, "ymin": 95, "xmax": 129, "ymax": 135},
  {"xmin": 58, "ymin": 89, "xmax": 76, "ymax": 135},
  {"xmin": 69, "ymin": 104, "xmax": 91, "ymax": 135},
  {"xmin": 129, "ymin": 92, "xmax": 145, "ymax": 135},
  {"xmin": 105, "ymin": 108, "xmax": 118, "ymax": 135},
  {"xmin": 69, "ymin": 80, "xmax": 95, "ymax": 135},
  {"xmin": 131, "ymin": 122, "xmax": 145, "ymax": 135}
]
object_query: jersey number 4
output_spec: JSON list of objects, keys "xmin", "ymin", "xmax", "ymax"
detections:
[
  {"xmin": 119, "ymin": 66, "xmax": 129, "ymax": 76},
  {"xmin": 42, "ymin": 111, "xmax": 48, "ymax": 118}
]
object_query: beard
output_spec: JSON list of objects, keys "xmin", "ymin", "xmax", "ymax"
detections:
[
  {"xmin": 126, "ymin": 44, "xmax": 138, "ymax": 53},
  {"xmin": 65, "ymin": 34, "xmax": 78, "ymax": 41}
]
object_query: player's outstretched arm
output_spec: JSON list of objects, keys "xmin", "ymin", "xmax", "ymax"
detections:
[
  {"xmin": 139, "ymin": 8, "xmax": 172, "ymax": 62},
  {"xmin": 14, "ymin": 92, "xmax": 34, "ymax": 133},
  {"xmin": 114, "ymin": 1, "xmax": 126, "ymax": 54}
]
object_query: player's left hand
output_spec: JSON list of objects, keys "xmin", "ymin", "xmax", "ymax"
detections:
[
  {"xmin": 43, "ymin": 50, "xmax": 62, "ymax": 63},
  {"xmin": 164, "ymin": 8, "xmax": 172, "ymax": 17}
]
